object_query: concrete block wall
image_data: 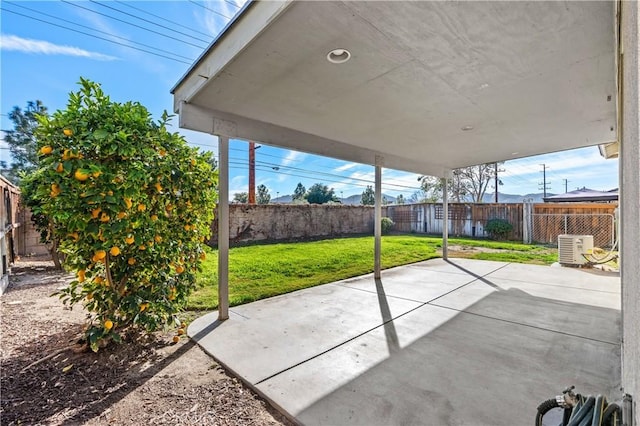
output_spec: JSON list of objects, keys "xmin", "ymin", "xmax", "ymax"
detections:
[
  {"xmin": 16, "ymin": 208, "xmax": 50, "ymax": 257},
  {"xmin": 211, "ymin": 204, "xmax": 379, "ymax": 244}
]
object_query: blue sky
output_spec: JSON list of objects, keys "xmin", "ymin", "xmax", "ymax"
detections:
[{"xmin": 1, "ymin": 1, "xmax": 619, "ymax": 200}]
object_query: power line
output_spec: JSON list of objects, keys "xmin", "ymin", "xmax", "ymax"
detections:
[
  {"xmin": 60, "ymin": 0, "xmax": 208, "ymax": 50},
  {"xmin": 228, "ymin": 158, "xmax": 422, "ymax": 191},
  {"xmin": 88, "ymin": 1, "xmax": 212, "ymax": 44},
  {"xmin": 187, "ymin": 0, "xmax": 233, "ymax": 20},
  {"xmin": 4, "ymin": 2, "xmax": 196, "ymax": 62},
  {"xmin": 113, "ymin": 0, "xmax": 213, "ymax": 38},
  {"xmin": 220, "ymin": 0, "xmax": 243, "ymax": 10},
  {"xmin": 0, "ymin": 6, "xmax": 194, "ymax": 65}
]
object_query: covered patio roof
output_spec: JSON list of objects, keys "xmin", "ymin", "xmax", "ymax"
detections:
[{"xmin": 172, "ymin": 1, "xmax": 617, "ymax": 177}]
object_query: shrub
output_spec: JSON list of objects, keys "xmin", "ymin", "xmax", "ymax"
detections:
[
  {"xmin": 485, "ymin": 218, "xmax": 513, "ymax": 240},
  {"xmin": 381, "ymin": 217, "xmax": 394, "ymax": 234},
  {"xmin": 30, "ymin": 78, "xmax": 217, "ymax": 351}
]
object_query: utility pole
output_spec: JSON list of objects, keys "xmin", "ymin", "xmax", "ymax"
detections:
[
  {"xmin": 563, "ymin": 179, "xmax": 570, "ymax": 193},
  {"xmin": 248, "ymin": 142, "xmax": 262, "ymax": 204},
  {"xmin": 539, "ymin": 164, "xmax": 551, "ymax": 198}
]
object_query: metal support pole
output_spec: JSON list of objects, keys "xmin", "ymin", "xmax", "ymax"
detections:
[
  {"xmin": 374, "ymin": 163, "xmax": 382, "ymax": 278},
  {"xmin": 218, "ymin": 136, "xmax": 230, "ymax": 321},
  {"xmin": 442, "ymin": 177, "xmax": 449, "ymax": 260}
]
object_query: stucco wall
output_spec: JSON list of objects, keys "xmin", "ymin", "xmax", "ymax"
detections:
[
  {"xmin": 211, "ymin": 204, "xmax": 378, "ymax": 244},
  {"xmin": 621, "ymin": 1, "xmax": 639, "ymax": 423}
]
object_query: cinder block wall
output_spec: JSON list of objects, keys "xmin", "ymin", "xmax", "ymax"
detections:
[
  {"xmin": 16, "ymin": 208, "xmax": 50, "ymax": 257},
  {"xmin": 210, "ymin": 204, "xmax": 382, "ymax": 244}
]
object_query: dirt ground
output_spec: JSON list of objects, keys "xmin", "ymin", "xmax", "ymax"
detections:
[{"xmin": 0, "ymin": 258, "xmax": 291, "ymax": 425}]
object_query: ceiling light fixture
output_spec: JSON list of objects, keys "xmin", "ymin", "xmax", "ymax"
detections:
[
  {"xmin": 461, "ymin": 125, "xmax": 474, "ymax": 131},
  {"xmin": 327, "ymin": 48, "xmax": 351, "ymax": 64}
]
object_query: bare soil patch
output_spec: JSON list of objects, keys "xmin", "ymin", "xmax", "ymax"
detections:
[{"xmin": 1, "ymin": 258, "xmax": 291, "ymax": 425}]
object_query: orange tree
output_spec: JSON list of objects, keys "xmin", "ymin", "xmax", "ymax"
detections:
[{"xmin": 31, "ymin": 78, "xmax": 217, "ymax": 351}]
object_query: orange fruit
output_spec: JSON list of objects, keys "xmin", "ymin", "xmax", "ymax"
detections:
[
  {"xmin": 74, "ymin": 170, "xmax": 90, "ymax": 181},
  {"xmin": 139, "ymin": 303, "xmax": 148, "ymax": 312},
  {"xmin": 124, "ymin": 198, "xmax": 133, "ymax": 209},
  {"xmin": 172, "ymin": 335, "xmax": 180, "ymax": 343},
  {"xmin": 91, "ymin": 208, "xmax": 101, "ymax": 219},
  {"xmin": 68, "ymin": 232, "xmax": 79, "ymax": 241},
  {"xmin": 93, "ymin": 250, "xmax": 107, "ymax": 261},
  {"xmin": 92, "ymin": 171, "xmax": 102, "ymax": 178},
  {"xmin": 77, "ymin": 269, "xmax": 86, "ymax": 282},
  {"xmin": 154, "ymin": 182, "xmax": 162, "ymax": 192},
  {"xmin": 109, "ymin": 246, "xmax": 121, "ymax": 256},
  {"xmin": 125, "ymin": 236, "xmax": 135, "ymax": 245},
  {"xmin": 104, "ymin": 320, "xmax": 113, "ymax": 330},
  {"xmin": 138, "ymin": 245, "xmax": 146, "ymax": 251},
  {"xmin": 63, "ymin": 128, "xmax": 73, "ymax": 136},
  {"xmin": 94, "ymin": 276, "xmax": 104, "ymax": 284},
  {"xmin": 184, "ymin": 224, "xmax": 191, "ymax": 231},
  {"xmin": 159, "ymin": 149, "xmax": 167, "ymax": 157},
  {"xmin": 177, "ymin": 328, "xmax": 185, "ymax": 336},
  {"xmin": 117, "ymin": 211, "xmax": 127, "ymax": 219},
  {"xmin": 175, "ymin": 265, "xmax": 185, "ymax": 274},
  {"xmin": 137, "ymin": 204, "xmax": 146, "ymax": 212},
  {"xmin": 86, "ymin": 293, "xmax": 93, "ymax": 300},
  {"xmin": 165, "ymin": 204, "xmax": 173, "ymax": 212},
  {"xmin": 180, "ymin": 322, "xmax": 186, "ymax": 328},
  {"xmin": 190, "ymin": 158, "xmax": 196, "ymax": 166},
  {"xmin": 127, "ymin": 257, "xmax": 136, "ymax": 265},
  {"xmin": 150, "ymin": 214, "xmax": 158, "ymax": 221},
  {"xmin": 55, "ymin": 163, "xmax": 64, "ymax": 173},
  {"xmin": 154, "ymin": 235, "xmax": 162, "ymax": 243},
  {"xmin": 100, "ymin": 213, "xmax": 110, "ymax": 222},
  {"xmin": 39, "ymin": 145, "xmax": 53, "ymax": 155},
  {"xmin": 50, "ymin": 184, "xmax": 61, "ymax": 198},
  {"xmin": 199, "ymin": 252, "xmax": 206, "ymax": 260}
]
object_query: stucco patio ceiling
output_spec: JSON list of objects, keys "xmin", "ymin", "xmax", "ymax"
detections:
[{"xmin": 172, "ymin": 0, "xmax": 617, "ymax": 176}]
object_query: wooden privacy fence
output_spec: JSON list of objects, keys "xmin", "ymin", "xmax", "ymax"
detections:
[
  {"xmin": 0, "ymin": 175, "xmax": 21, "ymax": 295},
  {"xmin": 386, "ymin": 202, "xmax": 617, "ymax": 245},
  {"xmin": 529, "ymin": 203, "xmax": 617, "ymax": 247},
  {"xmin": 386, "ymin": 203, "xmax": 523, "ymax": 240}
]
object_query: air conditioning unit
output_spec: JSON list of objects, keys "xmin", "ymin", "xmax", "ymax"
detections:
[{"xmin": 558, "ymin": 234, "xmax": 594, "ymax": 266}]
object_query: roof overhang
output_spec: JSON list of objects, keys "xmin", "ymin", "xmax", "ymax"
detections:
[{"xmin": 172, "ymin": 1, "xmax": 618, "ymax": 177}]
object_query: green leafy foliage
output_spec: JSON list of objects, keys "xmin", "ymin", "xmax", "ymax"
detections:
[
  {"xmin": 484, "ymin": 218, "xmax": 513, "ymax": 240},
  {"xmin": 361, "ymin": 185, "xmax": 375, "ymax": 205},
  {"xmin": 256, "ymin": 184, "xmax": 270, "ymax": 204},
  {"xmin": 292, "ymin": 182, "xmax": 306, "ymax": 201},
  {"xmin": 381, "ymin": 217, "xmax": 394, "ymax": 234},
  {"xmin": 2, "ymin": 100, "xmax": 48, "ymax": 184},
  {"xmin": 30, "ymin": 78, "xmax": 217, "ymax": 351},
  {"xmin": 305, "ymin": 183, "xmax": 338, "ymax": 204}
]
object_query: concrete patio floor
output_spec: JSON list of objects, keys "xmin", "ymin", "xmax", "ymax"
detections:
[{"xmin": 188, "ymin": 259, "xmax": 621, "ymax": 425}]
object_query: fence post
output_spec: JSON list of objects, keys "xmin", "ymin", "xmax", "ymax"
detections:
[{"xmin": 564, "ymin": 215, "xmax": 568, "ymax": 235}]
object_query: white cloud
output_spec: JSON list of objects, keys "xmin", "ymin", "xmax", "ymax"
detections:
[
  {"xmin": 333, "ymin": 162, "xmax": 359, "ymax": 172},
  {"xmin": 1, "ymin": 34, "xmax": 118, "ymax": 61}
]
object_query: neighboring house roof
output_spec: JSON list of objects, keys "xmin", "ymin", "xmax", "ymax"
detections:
[{"xmin": 543, "ymin": 187, "xmax": 618, "ymax": 203}]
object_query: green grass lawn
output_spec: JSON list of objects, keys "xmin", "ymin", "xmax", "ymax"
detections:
[{"xmin": 188, "ymin": 235, "xmax": 557, "ymax": 310}]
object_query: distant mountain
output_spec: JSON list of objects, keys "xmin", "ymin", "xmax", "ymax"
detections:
[
  {"xmin": 271, "ymin": 194, "xmax": 397, "ymax": 205},
  {"xmin": 271, "ymin": 192, "xmax": 549, "ymax": 205},
  {"xmin": 481, "ymin": 192, "xmax": 553, "ymax": 203}
]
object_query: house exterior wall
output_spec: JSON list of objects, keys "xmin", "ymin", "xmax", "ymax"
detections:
[{"xmin": 621, "ymin": 1, "xmax": 640, "ymax": 423}]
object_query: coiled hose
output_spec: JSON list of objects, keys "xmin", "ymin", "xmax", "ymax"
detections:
[{"xmin": 565, "ymin": 395, "xmax": 622, "ymax": 426}]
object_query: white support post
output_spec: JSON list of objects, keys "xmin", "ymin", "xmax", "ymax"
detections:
[
  {"xmin": 374, "ymin": 161, "xmax": 382, "ymax": 278},
  {"xmin": 442, "ymin": 177, "xmax": 449, "ymax": 260},
  {"xmin": 218, "ymin": 136, "xmax": 230, "ymax": 321}
]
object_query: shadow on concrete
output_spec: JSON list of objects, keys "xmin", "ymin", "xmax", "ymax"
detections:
[{"xmin": 294, "ymin": 287, "xmax": 621, "ymax": 426}]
